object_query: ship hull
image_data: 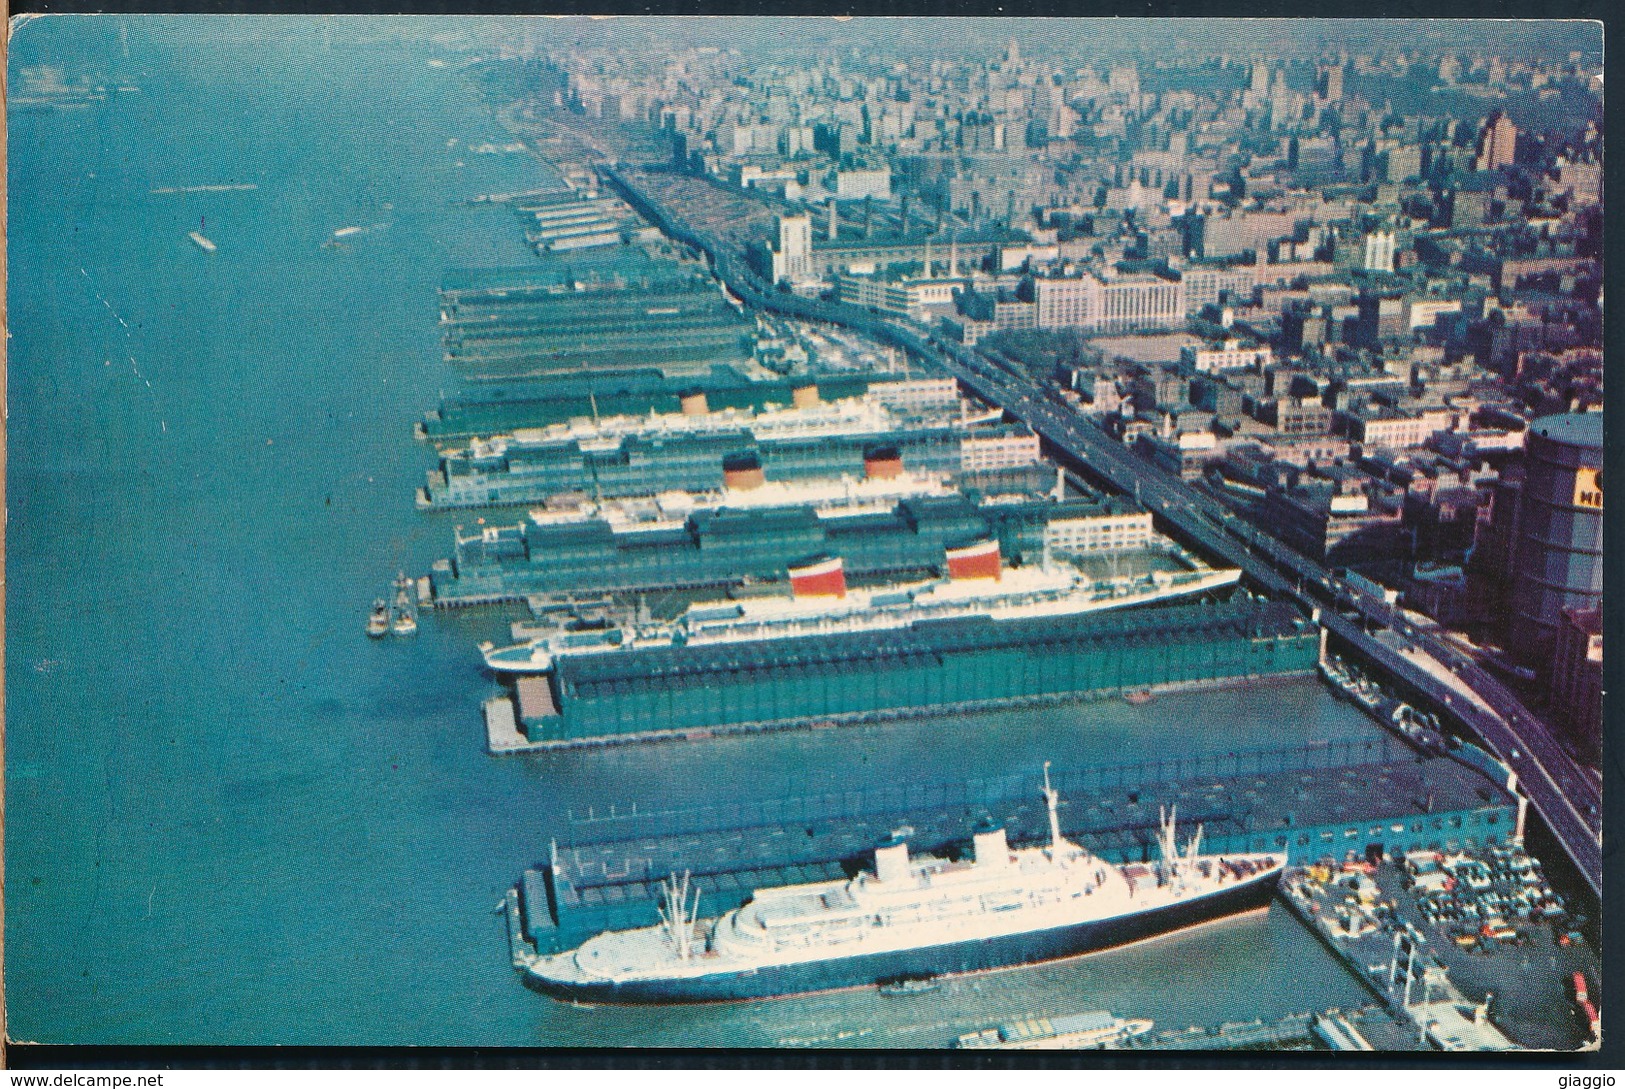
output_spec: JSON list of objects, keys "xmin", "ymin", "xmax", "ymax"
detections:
[{"xmin": 526, "ymin": 867, "xmax": 1279, "ymax": 1004}]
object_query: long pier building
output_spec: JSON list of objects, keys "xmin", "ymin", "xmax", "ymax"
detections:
[
  {"xmin": 488, "ymin": 597, "xmax": 1311, "ymax": 746},
  {"xmin": 440, "ymin": 263, "xmax": 755, "ymax": 381},
  {"xmin": 432, "ymin": 489, "xmax": 1149, "ymax": 605}
]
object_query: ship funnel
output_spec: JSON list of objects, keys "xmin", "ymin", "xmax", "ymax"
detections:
[
  {"xmin": 863, "ymin": 444, "xmax": 905, "ymax": 481},
  {"xmin": 788, "ymin": 556, "xmax": 846, "ymax": 599},
  {"xmin": 678, "ymin": 389, "xmax": 710, "ymax": 416},
  {"xmin": 722, "ymin": 451, "xmax": 766, "ymax": 491},
  {"xmin": 874, "ymin": 833, "xmax": 911, "ymax": 884},
  {"xmin": 973, "ymin": 818, "xmax": 1010, "ymax": 868},
  {"xmin": 791, "ymin": 382, "xmax": 821, "ymax": 410},
  {"xmin": 946, "ymin": 538, "xmax": 1002, "ymax": 581}
]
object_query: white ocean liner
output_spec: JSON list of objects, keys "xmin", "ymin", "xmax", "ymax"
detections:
[
  {"xmin": 481, "ymin": 548, "xmax": 1241, "ymax": 674},
  {"xmin": 522, "ymin": 767, "xmax": 1283, "ymax": 1003}
]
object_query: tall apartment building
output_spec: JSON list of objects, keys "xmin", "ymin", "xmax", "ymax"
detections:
[
  {"xmin": 767, "ymin": 212, "xmax": 814, "ymax": 284},
  {"xmin": 1363, "ymin": 230, "xmax": 1396, "ymax": 273},
  {"xmin": 1556, "ymin": 159, "xmax": 1603, "ymax": 206},
  {"xmin": 1474, "ymin": 111, "xmax": 1518, "ymax": 172},
  {"xmin": 1318, "ymin": 62, "xmax": 1345, "ymax": 102},
  {"xmin": 1406, "ymin": 297, "xmax": 1464, "ymax": 331}
]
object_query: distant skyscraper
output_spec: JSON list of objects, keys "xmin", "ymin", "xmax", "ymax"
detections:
[
  {"xmin": 770, "ymin": 212, "xmax": 813, "ymax": 283},
  {"xmin": 1474, "ymin": 111, "xmax": 1518, "ymax": 171},
  {"xmin": 1250, "ymin": 61, "xmax": 1270, "ymax": 96},
  {"xmin": 1319, "ymin": 63, "xmax": 1344, "ymax": 102}
]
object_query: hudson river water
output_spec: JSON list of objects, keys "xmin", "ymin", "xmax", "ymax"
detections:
[{"xmin": 8, "ymin": 19, "xmax": 1375, "ymax": 1047}]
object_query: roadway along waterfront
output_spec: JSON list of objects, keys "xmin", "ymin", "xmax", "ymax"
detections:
[{"xmin": 605, "ymin": 167, "xmax": 1601, "ymax": 902}]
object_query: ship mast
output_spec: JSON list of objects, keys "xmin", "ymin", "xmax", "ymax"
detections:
[
  {"xmin": 1157, "ymin": 806, "xmax": 1206, "ymax": 886},
  {"xmin": 1159, "ymin": 805, "xmax": 1178, "ymax": 880},
  {"xmin": 1043, "ymin": 762, "xmax": 1064, "ymax": 859},
  {"xmin": 658, "ymin": 870, "xmax": 701, "ymax": 960}
]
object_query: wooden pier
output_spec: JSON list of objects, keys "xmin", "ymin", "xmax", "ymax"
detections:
[{"xmin": 484, "ymin": 697, "xmax": 551, "ymax": 755}]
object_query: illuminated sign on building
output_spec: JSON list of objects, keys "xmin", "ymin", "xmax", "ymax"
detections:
[{"xmin": 1573, "ymin": 467, "xmax": 1603, "ymax": 509}]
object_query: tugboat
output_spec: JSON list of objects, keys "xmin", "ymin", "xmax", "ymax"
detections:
[
  {"xmin": 389, "ymin": 573, "xmax": 419, "ymax": 637},
  {"xmin": 366, "ymin": 598, "xmax": 390, "ymax": 638}
]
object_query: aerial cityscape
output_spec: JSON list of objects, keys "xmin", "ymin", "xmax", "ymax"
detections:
[{"xmin": 5, "ymin": 16, "xmax": 1604, "ymax": 1057}]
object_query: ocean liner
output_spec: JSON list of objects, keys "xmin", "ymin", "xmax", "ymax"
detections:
[
  {"xmin": 522, "ymin": 766, "xmax": 1283, "ymax": 1003},
  {"xmin": 481, "ymin": 543, "xmax": 1240, "ymax": 675}
]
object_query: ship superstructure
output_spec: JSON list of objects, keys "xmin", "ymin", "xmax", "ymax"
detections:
[
  {"xmin": 521, "ymin": 767, "xmax": 1283, "ymax": 1003},
  {"xmin": 515, "ymin": 461, "xmax": 969, "ymax": 536},
  {"xmin": 453, "ymin": 391, "xmax": 997, "ymax": 459}
]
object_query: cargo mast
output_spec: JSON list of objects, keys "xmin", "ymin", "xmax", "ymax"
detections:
[
  {"xmin": 1043, "ymin": 762, "xmax": 1064, "ymax": 859},
  {"xmin": 658, "ymin": 871, "xmax": 701, "ymax": 960}
]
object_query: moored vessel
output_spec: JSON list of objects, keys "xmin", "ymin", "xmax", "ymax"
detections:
[
  {"xmin": 482, "ymin": 544, "xmax": 1240, "ymax": 675},
  {"xmin": 366, "ymin": 598, "xmax": 390, "ymax": 638},
  {"xmin": 877, "ymin": 977, "xmax": 942, "ymax": 997},
  {"xmin": 389, "ymin": 572, "xmax": 419, "ymax": 637},
  {"xmin": 956, "ymin": 1010, "xmax": 1154, "ymax": 1050},
  {"xmin": 520, "ymin": 765, "xmax": 1283, "ymax": 1004}
]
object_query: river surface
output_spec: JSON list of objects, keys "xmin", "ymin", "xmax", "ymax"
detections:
[{"xmin": 7, "ymin": 18, "xmax": 1378, "ymax": 1047}]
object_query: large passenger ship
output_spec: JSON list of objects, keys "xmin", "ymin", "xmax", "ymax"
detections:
[
  {"xmin": 481, "ymin": 542, "xmax": 1240, "ymax": 674},
  {"xmin": 521, "ymin": 767, "xmax": 1282, "ymax": 1003}
]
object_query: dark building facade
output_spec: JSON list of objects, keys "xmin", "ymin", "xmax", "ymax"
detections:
[
  {"xmin": 1548, "ymin": 606, "xmax": 1602, "ymax": 758},
  {"xmin": 1509, "ymin": 413, "xmax": 1603, "ymax": 665}
]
